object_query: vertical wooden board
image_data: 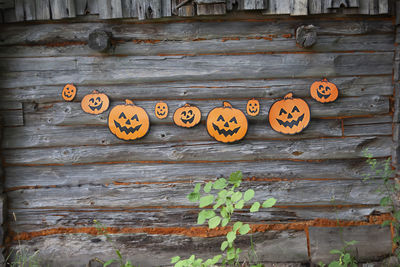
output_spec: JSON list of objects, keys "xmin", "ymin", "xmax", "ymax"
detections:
[
  {"xmin": 121, "ymin": 0, "xmax": 137, "ymax": 17},
  {"xmin": 243, "ymin": 0, "xmax": 264, "ymax": 10},
  {"xmin": 3, "ymin": 8, "xmax": 17, "ymax": 22},
  {"xmin": 290, "ymin": 0, "xmax": 307, "ymax": 15},
  {"xmin": 98, "ymin": 0, "xmax": 111, "ymax": 18},
  {"xmin": 87, "ymin": 0, "xmax": 98, "ymax": 13},
  {"xmin": 275, "ymin": 0, "xmax": 291, "ymax": 14},
  {"xmin": 309, "ymin": 0, "xmax": 321, "ymax": 14},
  {"xmin": 15, "ymin": 0, "xmax": 25, "ymax": 21},
  {"xmin": 379, "ymin": 0, "xmax": 388, "ymax": 13},
  {"xmin": 75, "ymin": 0, "xmax": 88, "ymax": 15},
  {"xmin": 197, "ymin": 3, "xmax": 226, "ymax": 14},
  {"xmin": 162, "ymin": 0, "xmax": 172, "ymax": 16},
  {"xmin": 111, "ymin": 0, "xmax": 123, "ymax": 18},
  {"xmin": 0, "ymin": 9, "xmax": 3, "ymax": 23},
  {"xmin": 137, "ymin": 0, "xmax": 162, "ymax": 19},
  {"xmin": 0, "ymin": 0, "xmax": 14, "ymax": 8},
  {"xmin": 348, "ymin": 0, "xmax": 359, "ymax": 7},
  {"xmin": 50, "ymin": 0, "xmax": 76, "ymax": 19},
  {"xmin": 23, "ymin": 0, "xmax": 36, "ymax": 20},
  {"xmin": 369, "ymin": 0, "xmax": 379, "ymax": 14},
  {"xmin": 35, "ymin": 0, "xmax": 50, "ymax": 20},
  {"xmin": 359, "ymin": 0, "xmax": 370, "ymax": 14},
  {"xmin": 1, "ymin": 110, "xmax": 24, "ymax": 127}
]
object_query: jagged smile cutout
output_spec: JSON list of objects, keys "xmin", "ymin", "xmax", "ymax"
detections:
[
  {"xmin": 90, "ymin": 102, "xmax": 103, "ymax": 111},
  {"xmin": 317, "ymin": 90, "xmax": 331, "ymax": 99},
  {"xmin": 212, "ymin": 123, "xmax": 240, "ymax": 137},
  {"xmin": 114, "ymin": 120, "xmax": 142, "ymax": 134},
  {"xmin": 181, "ymin": 116, "xmax": 194, "ymax": 124},
  {"xmin": 276, "ymin": 114, "xmax": 305, "ymax": 128}
]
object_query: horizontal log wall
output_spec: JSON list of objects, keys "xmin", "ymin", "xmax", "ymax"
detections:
[{"xmin": 0, "ymin": 14, "xmax": 396, "ymax": 265}]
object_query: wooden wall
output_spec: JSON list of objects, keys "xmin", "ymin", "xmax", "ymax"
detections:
[{"xmin": 0, "ymin": 14, "xmax": 396, "ymax": 265}]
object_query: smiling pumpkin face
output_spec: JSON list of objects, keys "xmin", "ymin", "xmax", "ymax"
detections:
[
  {"xmin": 268, "ymin": 93, "xmax": 310, "ymax": 135},
  {"xmin": 207, "ymin": 101, "xmax": 248, "ymax": 143},
  {"xmin": 310, "ymin": 78, "xmax": 339, "ymax": 103},
  {"xmin": 246, "ymin": 98, "xmax": 260, "ymax": 116},
  {"xmin": 155, "ymin": 101, "xmax": 168, "ymax": 119},
  {"xmin": 108, "ymin": 99, "xmax": 150, "ymax": 141},
  {"xmin": 173, "ymin": 104, "xmax": 201, "ymax": 128},
  {"xmin": 62, "ymin": 84, "xmax": 77, "ymax": 101},
  {"xmin": 81, "ymin": 90, "xmax": 109, "ymax": 115}
]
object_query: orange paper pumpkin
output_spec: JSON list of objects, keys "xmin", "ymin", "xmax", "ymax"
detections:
[
  {"xmin": 268, "ymin": 93, "xmax": 310, "ymax": 135},
  {"xmin": 62, "ymin": 84, "xmax": 77, "ymax": 101},
  {"xmin": 108, "ymin": 99, "xmax": 150, "ymax": 141},
  {"xmin": 207, "ymin": 101, "xmax": 248, "ymax": 143},
  {"xmin": 173, "ymin": 104, "xmax": 201, "ymax": 128},
  {"xmin": 246, "ymin": 98, "xmax": 260, "ymax": 116},
  {"xmin": 155, "ymin": 101, "xmax": 168, "ymax": 119},
  {"xmin": 81, "ymin": 90, "xmax": 110, "ymax": 115},
  {"xmin": 310, "ymin": 78, "xmax": 339, "ymax": 103}
]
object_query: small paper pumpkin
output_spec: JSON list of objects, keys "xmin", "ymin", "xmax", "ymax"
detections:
[
  {"xmin": 206, "ymin": 101, "xmax": 248, "ymax": 143},
  {"xmin": 268, "ymin": 93, "xmax": 310, "ymax": 135},
  {"xmin": 62, "ymin": 84, "xmax": 77, "ymax": 101},
  {"xmin": 310, "ymin": 78, "xmax": 339, "ymax": 103},
  {"xmin": 155, "ymin": 101, "xmax": 168, "ymax": 119},
  {"xmin": 81, "ymin": 90, "xmax": 110, "ymax": 115},
  {"xmin": 108, "ymin": 99, "xmax": 150, "ymax": 141},
  {"xmin": 173, "ymin": 104, "xmax": 201, "ymax": 128},
  {"xmin": 246, "ymin": 98, "xmax": 260, "ymax": 116}
]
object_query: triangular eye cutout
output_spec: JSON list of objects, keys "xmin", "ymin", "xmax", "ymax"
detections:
[
  {"xmin": 217, "ymin": 115, "xmax": 225, "ymax": 122},
  {"xmin": 279, "ymin": 108, "xmax": 287, "ymax": 115},
  {"xmin": 119, "ymin": 112, "xmax": 127, "ymax": 119},
  {"xmin": 229, "ymin": 117, "xmax": 237, "ymax": 124},
  {"xmin": 292, "ymin": 106, "xmax": 300, "ymax": 113},
  {"xmin": 131, "ymin": 114, "xmax": 139, "ymax": 121}
]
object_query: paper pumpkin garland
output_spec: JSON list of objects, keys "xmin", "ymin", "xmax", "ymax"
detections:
[
  {"xmin": 173, "ymin": 104, "xmax": 201, "ymax": 128},
  {"xmin": 268, "ymin": 93, "xmax": 310, "ymax": 135},
  {"xmin": 246, "ymin": 98, "xmax": 260, "ymax": 116},
  {"xmin": 81, "ymin": 90, "xmax": 110, "ymax": 115},
  {"xmin": 108, "ymin": 99, "xmax": 150, "ymax": 141},
  {"xmin": 310, "ymin": 78, "xmax": 339, "ymax": 103},
  {"xmin": 155, "ymin": 101, "xmax": 168, "ymax": 119},
  {"xmin": 207, "ymin": 101, "xmax": 248, "ymax": 143},
  {"xmin": 62, "ymin": 84, "xmax": 77, "ymax": 101}
]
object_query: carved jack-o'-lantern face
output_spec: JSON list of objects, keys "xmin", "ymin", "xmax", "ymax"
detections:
[
  {"xmin": 268, "ymin": 93, "xmax": 310, "ymax": 135},
  {"xmin": 81, "ymin": 90, "xmax": 110, "ymax": 115},
  {"xmin": 108, "ymin": 99, "xmax": 150, "ymax": 141},
  {"xmin": 310, "ymin": 78, "xmax": 339, "ymax": 103},
  {"xmin": 173, "ymin": 104, "xmax": 201, "ymax": 128},
  {"xmin": 207, "ymin": 101, "xmax": 248, "ymax": 143},
  {"xmin": 155, "ymin": 101, "xmax": 168, "ymax": 119},
  {"xmin": 62, "ymin": 84, "xmax": 77, "ymax": 101},
  {"xmin": 246, "ymin": 98, "xmax": 260, "ymax": 116}
]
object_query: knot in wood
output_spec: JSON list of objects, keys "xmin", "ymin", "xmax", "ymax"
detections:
[
  {"xmin": 296, "ymin": 25, "xmax": 317, "ymax": 49},
  {"xmin": 88, "ymin": 30, "xmax": 111, "ymax": 52}
]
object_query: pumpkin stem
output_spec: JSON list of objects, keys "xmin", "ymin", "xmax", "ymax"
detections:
[
  {"xmin": 183, "ymin": 104, "xmax": 191, "ymax": 107},
  {"xmin": 125, "ymin": 99, "xmax": 134, "ymax": 105},
  {"xmin": 92, "ymin": 90, "xmax": 99, "ymax": 93},
  {"xmin": 284, "ymin": 93, "xmax": 293, "ymax": 100},
  {"xmin": 223, "ymin": 101, "xmax": 232, "ymax": 108},
  {"xmin": 322, "ymin": 78, "xmax": 328, "ymax": 82}
]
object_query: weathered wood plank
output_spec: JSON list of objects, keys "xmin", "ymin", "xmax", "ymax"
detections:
[
  {"xmin": 3, "ymin": 158, "xmax": 387, "ymax": 188},
  {"xmin": 0, "ymin": 52, "xmax": 393, "ymax": 88},
  {"xmin": 343, "ymin": 115, "xmax": 393, "ymax": 125},
  {"xmin": 35, "ymin": 0, "xmax": 51, "ymax": 20},
  {"xmin": 87, "ymin": 0, "xmax": 99, "ymax": 13},
  {"xmin": 8, "ymin": 231, "xmax": 307, "ymax": 266},
  {"xmin": 0, "ymin": 34, "xmax": 394, "ymax": 58},
  {"xmin": 23, "ymin": 0, "xmax": 36, "ymax": 20},
  {"xmin": 308, "ymin": 0, "xmax": 322, "ymax": 14},
  {"xmin": 111, "ymin": 0, "xmax": 123, "ymax": 18},
  {"xmin": 0, "ymin": 0, "xmax": 14, "ymax": 9},
  {"xmin": 197, "ymin": 3, "xmax": 226, "ymax": 15},
  {"xmin": 98, "ymin": 0, "xmax": 112, "ymax": 18},
  {"xmin": 0, "ymin": 76, "xmax": 392, "ymax": 103},
  {"xmin": 161, "ymin": 0, "xmax": 171, "ymax": 16},
  {"xmin": 343, "ymin": 123, "xmax": 392, "ymax": 136},
  {"xmin": 2, "ymin": 7, "xmax": 16, "ymax": 22},
  {"xmin": 49, "ymin": 0, "xmax": 76, "ymax": 19},
  {"xmin": 243, "ymin": 0, "xmax": 264, "ymax": 10},
  {"xmin": 379, "ymin": 0, "xmax": 389, "ymax": 13},
  {"xmin": 0, "ymin": 102, "xmax": 22, "ymax": 110},
  {"xmin": 2, "ymin": 136, "xmax": 392, "ymax": 165},
  {"xmin": 0, "ymin": 110, "xmax": 24, "ymax": 127},
  {"xmin": 2, "ymin": 120, "xmax": 342, "ymax": 148},
  {"xmin": 75, "ymin": 0, "xmax": 88, "ymax": 15},
  {"xmin": 0, "ymin": 20, "xmax": 394, "ymax": 46},
  {"xmin": 290, "ymin": 0, "xmax": 307, "ymax": 15},
  {"xmin": 309, "ymin": 225, "xmax": 392, "ymax": 264},
  {"xmin": 14, "ymin": 0, "xmax": 25, "ymax": 21},
  {"xmin": 137, "ymin": 0, "xmax": 162, "ymax": 19},
  {"xmin": 6, "ymin": 179, "xmax": 386, "ymax": 209},
  {"xmin": 22, "ymin": 96, "xmax": 389, "ymax": 127}
]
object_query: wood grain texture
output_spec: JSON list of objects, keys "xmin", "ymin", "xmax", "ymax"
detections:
[{"xmin": 35, "ymin": 0, "xmax": 51, "ymax": 20}]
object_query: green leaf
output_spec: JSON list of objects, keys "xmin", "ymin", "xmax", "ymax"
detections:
[
  {"xmin": 189, "ymin": 255, "xmax": 195, "ymax": 262},
  {"xmin": 211, "ymin": 255, "xmax": 222, "ymax": 264},
  {"xmin": 116, "ymin": 250, "xmax": 123, "ymax": 260},
  {"xmin": 382, "ymin": 220, "xmax": 392, "ymax": 227},
  {"xmin": 226, "ymin": 202, "xmax": 234, "ymax": 214},
  {"xmin": 231, "ymin": 192, "xmax": 243, "ymax": 203},
  {"xmin": 194, "ymin": 183, "xmax": 201, "ymax": 193},
  {"xmin": 213, "ymin": 198, "xmax": 225, "ymax": 210},
  {"xmin": 187, "ymin": 192, "xmax": 200, "ymax": 202},
  {"xmin": 227, "ymin": 231, "xmax": 236, "ymax": 243},
  {"xmin": 244, "ymin": 189, "xmax": 255, "ymax": 201},
  {"xmin": 209, "ymin": 216, "xmax": 221, "ymax": 229},
  {"xmin": 233, "ymin": 222, "xmax": 243, "ymax": 232},
  {"xmin": 393, "ymin": 235, "xmax": 400, "ymax": 244},
  {"xmin": 218, "ymin": 189, "xmax": 228, "ymax": 198},
  {"xmin": 239, "ymin": 224, "xmax": 251, "ymax": 235},
  {"xmin": 221, "ymin": 241, "xmax": 229, "ymax": 251},
  {"xmin": 229, "ymin": 171, "xmax": 242, "ymax": 186},
  {"xmin": 199, "ymin": 195, "xmax": 214, "ymax": 208},
  {"xmin": 221, "ymin": 217, "xmax": 229, "ymax": 227},
  {"xmin": 197, "ymin": 210, "xmax": 215, "ymax": 224},
  {"xmin": 103, "ymin": 259, "xmax": 115, "ymax": 267},
  {"xmin": 328, "ymin": 261, "xmax": 341, "ymax": 267},
  {"xmin": 345, "ymin": 240, "xmax": 358, "ymax": 246},
  {"xmin": 343, "ymin": 253, "xmax": 351, "ymax": 264},
  {"xmin": 214, "ymin": 178, "xmax": 227, "ymax": 190},
  {"xmin": 226, "ymin": 247, "xmax": 236, "ymax": 260},
  {"xmin": 235, "ymin": 200, "xmax": 245, "ymax": 209},
  {"xmin": 262, "ymin": 198, "xmax": 277, "ymax": 208},
  {"xmin": 204, "ymin": 182, "xmax": 213, "ymax": 193},
  {"xmin": 236, "ymin": 248, "xmax": 242, "ymax": 255},
  {"xmin": 220, "ymin": 207, "xmax": 229, "ymax": 218},
  {"xmin": 394, "ymin": 211, "xmax": 400, "ymax": 221},
  {"xmin": 250, "ymin": 202, "xmax": 260, "ymax": 212},
  {"xmin": 171, "ymin": 256, "xmax": 181, "ymax": 264},
  {"xmin": 329, "ymin": 249, "xmax": 342, "ymax": 255},
  {"xmin": 380, "ymin": 196, "xmax": 391, "ymax": 206}
]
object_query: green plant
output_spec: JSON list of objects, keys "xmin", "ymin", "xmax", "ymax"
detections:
[
  {"xmin": 363, "ymin": 150, "xmax": 400, "ymax": 257},
  {"xmin": 7, "ymin": 248, "xmax": 41, "ymax": 267},
  {"xmin": 318, "ymin": 240, "xmax": 358, "ymax": 267},
  {"xmin": 93, "ymin": 220, "xmax": 137, "ymax": 267},
  {"xmin": 171, "ymin": 171, "xmax": 277, "ymax": 267}
]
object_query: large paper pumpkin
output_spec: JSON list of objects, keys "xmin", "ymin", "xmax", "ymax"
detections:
[
  {"xmin": 246, "ymin": 98, "xmax": 260, "ymax": 116},
  {"xmin": 173, "ymin": 104, "xmax": 201, "ymax": 128},
  {"xmin": 155, "ymin": 101, "xmax": 168, "ymax": 119},
  {"xmin": 310, "ymin": 78, "xmax": 339, "ymax": 103},
  {"xmin": 81, "ymin": 90, "xmax": 110, "ymax": 115},
  {"xmin": 62, "ymin": 84, "xmax": 77, "ymax": 101},
  {"xmin": 207, "ymin": 101, "xmax": 248, "ymax": 143},
  {"xmin": 108, "ymin": 99, "xmax": 150, "ymax": 141},
  {"xmin": 268, "ymin": 93, "xmax": 310, "ymax": 135}
]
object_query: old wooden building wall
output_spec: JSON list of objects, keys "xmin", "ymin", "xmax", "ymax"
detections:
[{"xmin": 0, "ymin": 12, "xmax": 397, "ymax": 266}]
